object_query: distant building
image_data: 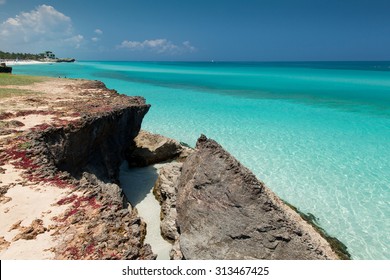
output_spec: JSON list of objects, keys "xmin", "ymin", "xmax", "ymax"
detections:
[{"xmin": 42, "ymin": 51, "xmax": 56, "ymax": 60}]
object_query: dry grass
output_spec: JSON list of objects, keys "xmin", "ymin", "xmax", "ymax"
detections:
[
  {"xmin": 0, "ymin": 88, "xmax": 38, "ymax": 99},
  {"xmin": 0, "ymin": 74, "xmax": 49, "ymax": 86},
  {"xmin": 0, "ymin": 74, "xmax": 50, "ymax": 99}
]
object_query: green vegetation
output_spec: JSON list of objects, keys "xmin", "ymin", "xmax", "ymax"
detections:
[
  {"xmin": 0, "ymin": 88, "xmax": 39, "ymax": 99},
  {"xmin": 0, "ymin": 74, "xmax": 48, "ymax": 86},
  {"xmin": 0, "ymin": 74, "xmax": 50, "ymax": 99},
  {"xmin": 1, "ymin": 50, "xmax": 76, "ymax": 63},
  {"xmin": 0, "ymin": 50, "xmax": 46, "ymax": 61},
  {"xmin": 18, "ymin": 141, "xmax": 32, "ymax": 150}
]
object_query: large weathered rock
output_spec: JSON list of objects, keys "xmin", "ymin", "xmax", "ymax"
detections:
[
  {"xmin": 176, "ymin": 135, "xmax": 342, "ymax": 260},
  {"xmin": 153, "ymin": 162, "xmax": 184, "ymax": 260},
  {"xmin": 127, "ymin": 131, "xmax": 189, "ymax": 167}
]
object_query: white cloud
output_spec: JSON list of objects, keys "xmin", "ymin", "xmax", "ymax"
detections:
[
  {"xmin": 182, "ymin": 41, "xmax": 196, "ymax": 52},
  {"xmin": 0, "ymin": 0, "xmax": 6, "ymax": 5},
  {"xmin": 64, "ymin": 35, "xmax": 84, "ymax": 49},
  {"xmin": 118, "ymin": 38, "xmax": 196, "ymax": 54},
  {"xmin": 0, "ymin": 5, "xmax": 84, "ymax": 52},
  {"xmin": 91, "ymin": 29, "xmax": 103, "ymax": 43}
]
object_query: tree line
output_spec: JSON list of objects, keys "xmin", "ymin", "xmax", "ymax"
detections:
[{"xmin": 0, "ymin": 50, "xmax": 46, "ymax": 60}]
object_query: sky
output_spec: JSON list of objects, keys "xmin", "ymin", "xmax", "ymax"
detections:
[{"xmin": 0, "ymin": 0, "xmax": 390, "ymax": 61}]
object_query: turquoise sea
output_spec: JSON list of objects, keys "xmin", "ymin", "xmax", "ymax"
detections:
[{"xmin": 13, "ymin": 61, "xmax": 390, "ymax": 260}]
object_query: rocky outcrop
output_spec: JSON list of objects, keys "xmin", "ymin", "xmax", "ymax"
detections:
[
  {"xmin": 175, "ymin": 135, "xmax": 344, "ymax": 260},
  {"xmin": 41, "ymin": 97, "xmax": 149, "ymax": 182},
  {"xmin": 56, "ymin": 58, "xmax": 76, "ymax": 63},
  {"xmin": 0, "ymin": 63, "xmax": 12, "ymax": 73},
  {"xmin": 11, "ymin": 219, "xmax": 46, "ymax": 241},
  {"xmin": 127, "ymin": 130, "xmax": 191, "ymax": 167}
]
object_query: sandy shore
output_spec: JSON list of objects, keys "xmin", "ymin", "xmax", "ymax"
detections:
[
  {"xmin": 1, "ymin": 60, "xmax": 53, "ymax": 66},
  {"xmin": 0, "ymin": 166, "xmax": 70, "ymax": 259}
]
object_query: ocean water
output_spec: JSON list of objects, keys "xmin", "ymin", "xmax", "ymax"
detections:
[{"xmin": 13, "ymin": 61, "xmax": 390, "ymax": 260}]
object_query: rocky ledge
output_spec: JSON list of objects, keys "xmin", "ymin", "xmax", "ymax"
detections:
[{"xmin": 154, "ymin": 135, "xmax": 350, "ymax": 260}]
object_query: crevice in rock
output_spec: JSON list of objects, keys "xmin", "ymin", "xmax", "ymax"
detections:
[{"xmin": 229, "ymin": 234, "xmax": 251, "ymax": 240}]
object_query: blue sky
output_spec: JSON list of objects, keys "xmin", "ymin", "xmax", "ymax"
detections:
[{"xmin": 0, "ymin": 0, "xmax": 389, "ymax": 61}]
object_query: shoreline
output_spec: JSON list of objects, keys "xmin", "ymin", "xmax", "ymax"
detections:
[{"xmin": 1, "ymin": 60, "xmax": 54, "ymax": 66}]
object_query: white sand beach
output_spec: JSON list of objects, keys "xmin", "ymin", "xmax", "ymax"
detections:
[
  {"xmin": 0, "ymin": 163, "xmax": 71, "ymax": 259},
  {"xmin": 1, "ymin": 60, "xmax": 53, "ymax": 66}
]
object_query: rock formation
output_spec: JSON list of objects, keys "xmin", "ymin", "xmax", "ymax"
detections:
[
  {"xmin": 55, "ymin": 58, "xmax": 76, "ymax": 63},
  {"xmin": 42, "ymin": 97, "xmax": 149, "ymax": 182},
  {"xmin": 0, "ymin": 63, "xmax": 12, "ymax": 73},
  {"xmin": 128, "ymin": 130, "xmax": 191, "ymax": 167},
  {"xmin": 153, "ymin": 162, "xmax": 184, "ymax": 260},
  {"xmin": 173, "ymin": 135, "xmax": 343, "ymax": 259}
]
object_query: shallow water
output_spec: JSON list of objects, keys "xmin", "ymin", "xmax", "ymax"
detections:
[{"xmin": 13, "ymin": 61, "xmax": 390, "ymax": 259}]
